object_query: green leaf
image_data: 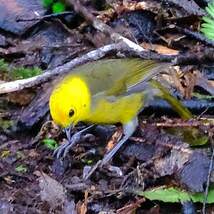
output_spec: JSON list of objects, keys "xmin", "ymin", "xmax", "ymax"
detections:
[
  {"xmin": 15, "ymin": 165, "xmax": 27, "ymax": 173},
  {"xmin": 202, "ymin": 31, "xmax": 214, "ymax": 39},
  {"xmin": 200, "ymin": 1, "xmax": 214, "ymax": 40},
  {"xmin": 207, "ymin": 2, "xmax": 214, "ymax": 17},
  {"xmin": 201, "ymin": 23, "xmax": 214, "ymax": 31},
  {"xmin": 42, "ymin": 138, "xmax": 58, "ymax": 150},
  {"xmin": 204, "ymin": 30, "xmax": 214, "ymax": 37},
  {"xmin": 137, "ymin": 186, "xmax": 214, "ymax": 203},
  {"xmin": 201, "ymin": 26, "xmax": 214, "ymax": 36},
  {"xmin": 202, "ymin": 16, "xmax": 214, "ymax": 25},
  {"xmin": 52, "ymin": 2, "xmax": 66, "ymax": 13},
  {"xmin": 206, "ymin": 7, "xmax": 214, "ymax": 18}
]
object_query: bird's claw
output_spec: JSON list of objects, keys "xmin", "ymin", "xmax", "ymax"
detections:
[
  {"xmin": 53, "ymin": 125, "xmax": 95, "ymax": 159},
  {"xmin": 53, "ymin": 131, "xmax": 82, "ymax": 159}
]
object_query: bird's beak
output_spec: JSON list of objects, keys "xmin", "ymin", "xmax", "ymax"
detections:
[{"xmin": 64, "ymin": 124, "xmax": 73, "ymax": 142}]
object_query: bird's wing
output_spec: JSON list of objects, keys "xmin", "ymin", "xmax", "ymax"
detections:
[
  {"xmin": 67, "ymin": 58, "xmax": 170, "ymax": 96},
  {"xmin": 104, "ymin": 60, "xmax": 170, "ymax": 96}
]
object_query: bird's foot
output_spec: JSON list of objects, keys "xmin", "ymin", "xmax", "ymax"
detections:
[
  {"xmin": 53, "ymin": 125, "xmax": 95, "ymax": 159},
  {"xmin": 53, "ymin": 131, "xmax": 82, "ymax": 159}
]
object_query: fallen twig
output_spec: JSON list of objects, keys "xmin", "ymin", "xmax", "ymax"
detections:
[
  {"xmin": 176, "ymin": 26, "xmax": 214, "ymax": 48},
  {"xmin": 16, "ymin": 11, "xmax": 75, "ymax": 22},
  {"xmin": 0, "ymin": 43, "xmax": 120, "ymax": 94},
  {"xmin": 126, "ymin": 47, "xmax": 214, "ymax": 65},
  {"xmin": 143, "ymin": 119, "xmax": 214, "ymax": 128}
]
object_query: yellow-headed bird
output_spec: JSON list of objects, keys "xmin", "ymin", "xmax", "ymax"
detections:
[{"xmin": 49, "ymin": 59, "xmax": 170, "ymax": 165}]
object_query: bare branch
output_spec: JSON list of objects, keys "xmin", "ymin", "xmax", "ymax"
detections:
[{"xmin": 0, "ymin": 43, "xmax": 120, "ymax": 94}]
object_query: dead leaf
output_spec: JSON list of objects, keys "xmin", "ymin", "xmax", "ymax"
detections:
[
  {"xmin": 106, "ymin": 127, "xmax": 123, "ymax": 152},
  {"xmin": 76, "ymin": 191, "xmax": 88, "ymax": 214},
  {"xmin": 38, "ymin": 172, "xmax": 66, "ymax": 209},
  {"xmin": 122, "ymin": 125, "xmax": 211, "ymax": 192},
  {"xmin": 141, "ymin": 43, "xmax": 179, "ymax": 55}
]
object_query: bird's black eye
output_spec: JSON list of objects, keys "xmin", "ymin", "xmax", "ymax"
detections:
[{"xmin": 69, "ymin": 109, "xmax": 75, "ymax": 117}]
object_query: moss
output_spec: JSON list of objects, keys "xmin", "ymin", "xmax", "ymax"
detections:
[
  {"xmin": 0, "ymin": 58, "xmax": 42, "ymax": 80},
  {"xmin": 11, "ymin": 67, "xmax": 42, "ymax": 80}
]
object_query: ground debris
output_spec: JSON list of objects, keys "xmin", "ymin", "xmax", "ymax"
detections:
[
  {"xmin": 122, "ymin": 125, "xmax": 211, "ymax": 193},
  {"xmin": 0, "ymin": 0, "xmax": 214, "ymax": 213},
  {"xmin": 0, "ymin": 0, "xmax": 45, "ymax": 35}
]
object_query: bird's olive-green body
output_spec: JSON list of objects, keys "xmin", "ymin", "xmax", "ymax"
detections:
[{"xmin": 49, "ymin": 59, "xmax": 164, "ymax": 128}]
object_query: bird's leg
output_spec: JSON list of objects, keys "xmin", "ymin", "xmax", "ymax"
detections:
[
  {"xmin": 100, "ymin": 117, "xmax": 138, "ymax": 166},
  {"xmin": 54, "ymin": 125, "xmax": 95, "ymax": 159},
  {"xmin": 65, "ymin": 126, "xmax": 72, "ymax": 142},
  {"xmin": 83, "ymin": 118, "xmax": 138, "ymax": 180}
]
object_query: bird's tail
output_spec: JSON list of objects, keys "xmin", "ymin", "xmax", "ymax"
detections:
[{"xmin": 143, "ymin": 80, "xmax": 192, "ymax": 119}]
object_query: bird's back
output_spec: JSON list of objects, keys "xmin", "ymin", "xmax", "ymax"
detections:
[{"xmin": 61, "ymin": 58, "xmax": 160, "ymax": 97}]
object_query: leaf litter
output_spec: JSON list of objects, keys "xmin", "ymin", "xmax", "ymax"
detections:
[{"xmin": 0, "ymin": 0, "xmax": 213, "ymax": 213}]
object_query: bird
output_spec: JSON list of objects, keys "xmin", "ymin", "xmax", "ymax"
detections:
[{"xmin": 49, "ymin": 58, "xmax": 170, "ymax": 166}]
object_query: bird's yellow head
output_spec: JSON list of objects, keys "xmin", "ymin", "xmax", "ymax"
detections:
[{"xmin": 49, "ymin": 76, "xmax": 91, "ymax": 128}]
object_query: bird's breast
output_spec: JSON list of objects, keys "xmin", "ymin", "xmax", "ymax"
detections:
[{"xmin": 84, "ymin": 93, "xmax": 144, "ymax": 124}]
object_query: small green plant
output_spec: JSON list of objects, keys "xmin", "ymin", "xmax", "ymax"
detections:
[
  {"xmin": 52, "ymin": 2, "xmax": 66, "ymax": 13},
  {"xmin": 201, "ymin": 1, "xmax": 214, "ymax": 40},
  {"xmin": 15, "ymin": 165, "xmax": 28, "ymax": 173},
  {"xmin": 81, "ymin": 158, "xmax": 93, "ymax": 165},
  {"xmin": 42, "ymin": 138, "xmax": 58, "ymax": 150},
  {"xmin": 42, "ymin": 0, "xmax": 66, "ymax": 13}
]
